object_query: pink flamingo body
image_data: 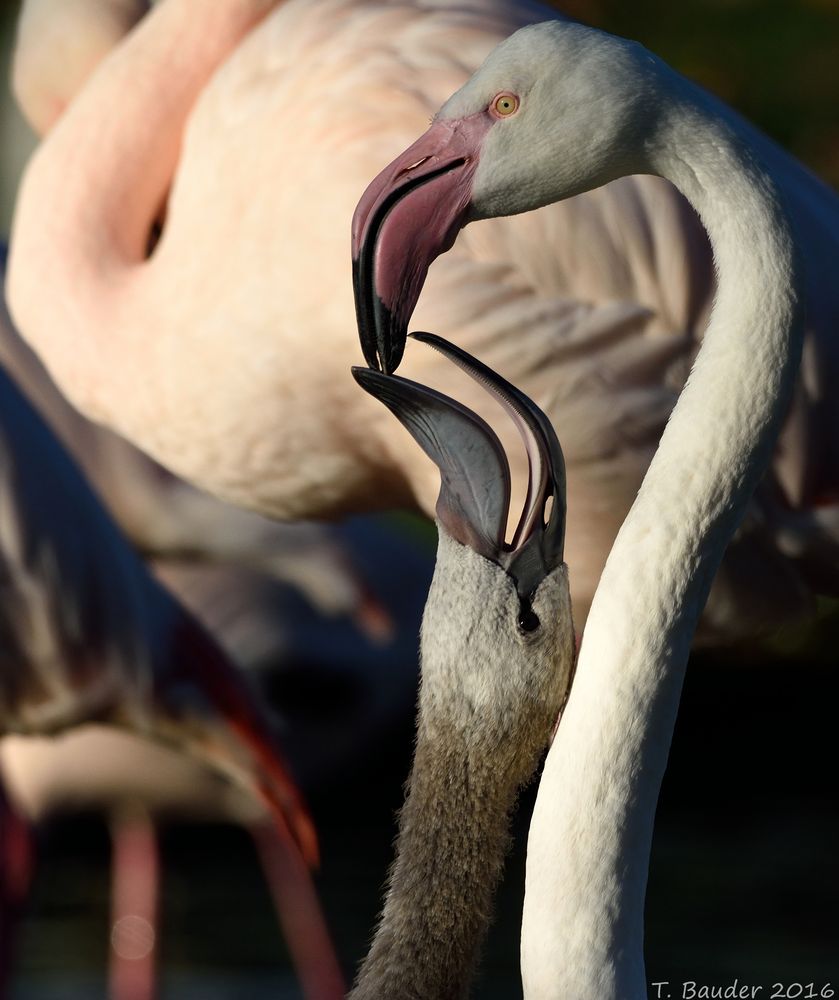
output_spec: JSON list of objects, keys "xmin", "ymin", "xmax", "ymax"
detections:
[{"xmin": 7, "ymin": 0, "xmax": 839, "ymax": 640}]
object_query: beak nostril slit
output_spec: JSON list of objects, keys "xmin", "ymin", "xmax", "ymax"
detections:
[{"xmin": 400, "ymin": 156, "xmax": 431, "ymax": 176}]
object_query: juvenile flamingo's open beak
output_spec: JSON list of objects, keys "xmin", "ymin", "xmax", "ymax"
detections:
[
  {"xmin": 352, "ymin": 333, "xmax": 566, "ymax": 602},
  {"xmin": 351, "ymin": 116, "xmax": 492, "ymax": 373}
]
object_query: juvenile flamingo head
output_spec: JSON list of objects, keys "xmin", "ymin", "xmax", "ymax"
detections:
[{"xmin": 353, "ymin": 332, "xmax": 566, "ymax": 611}]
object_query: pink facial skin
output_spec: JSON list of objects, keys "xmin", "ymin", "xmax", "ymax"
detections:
[{"xmin": 352, "ymin": 112, "xmax": 494, "ymax": 371}]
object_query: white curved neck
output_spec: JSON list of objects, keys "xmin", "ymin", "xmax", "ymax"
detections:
[{"xmin": 520, "ymin": 84, "xmax": 803, "ymax": 999}]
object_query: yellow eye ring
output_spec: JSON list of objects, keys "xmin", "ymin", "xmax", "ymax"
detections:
[{"xmin": 490, "ymin": 93, "xmax": 520, "ymax": 118}]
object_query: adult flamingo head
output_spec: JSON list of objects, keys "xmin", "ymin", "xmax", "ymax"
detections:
[{"xmin": 351, "ymin": 21, "xmax": 662, "ymax": 373}]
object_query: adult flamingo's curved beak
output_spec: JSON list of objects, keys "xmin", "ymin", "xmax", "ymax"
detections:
[{"xmin": 351, "ymin": 116, "xmax": 492, "ymax": 373}]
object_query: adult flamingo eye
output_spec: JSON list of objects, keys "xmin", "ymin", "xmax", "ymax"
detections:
[{"xmin": 490, "ymin": 93, "xmax": 519, "ymax": 118}]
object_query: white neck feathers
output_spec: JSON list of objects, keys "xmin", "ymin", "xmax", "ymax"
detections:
[{"xmin": 521, "ymin": 80, "xmax": 803, "ymax": 1000}]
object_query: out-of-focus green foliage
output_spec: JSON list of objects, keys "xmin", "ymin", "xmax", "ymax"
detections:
[{"xmin": 548, "ymin": 0, "xmax": 839, "ymax": 189}]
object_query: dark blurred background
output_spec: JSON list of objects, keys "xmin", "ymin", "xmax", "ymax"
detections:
[
  {"xmin": 1, "ymin": 2, "xmax": 837, "ymax": 998},
  {"xmin": 553, "ymin": 0, "xmax": 839, "ymax": 189}
]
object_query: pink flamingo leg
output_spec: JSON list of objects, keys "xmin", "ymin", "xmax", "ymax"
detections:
[
  {"xmin": 249, "ymin": 819, "xmax": 345, "ymax": 1000},
  {"xmin": 108, "ymin": 806, "xmax": 159, "ymax": 1000},
  {"xmin": 0, "ymin": 785, "xmax": 35, "ymax": 1000}
]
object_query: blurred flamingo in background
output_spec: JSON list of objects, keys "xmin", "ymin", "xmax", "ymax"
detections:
[
  {"xmin": 11, "ymin": 0, "xmax": 150, "ymax": 137},
  {"xmin": 0, "ymin": 311, "xmax": 346, "ymax": 998},
  {"xmin": 6, "ymin": 0, "xmax": 839, "ymax": 645},
  {"xmin": 0, "ymin": 240, "xmax": 392, "ymax": 644}
]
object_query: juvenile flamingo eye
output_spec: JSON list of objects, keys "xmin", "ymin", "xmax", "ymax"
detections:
[{"xmin": 491, "ymin": 93, "xmax": 519, "ymax": 117}]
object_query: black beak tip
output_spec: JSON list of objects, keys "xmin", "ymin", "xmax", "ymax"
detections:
[
  {"xmin": 355, "ymin": 294, "xmax": 407, "ymax": 374},
  {"xmin": 359, "ymin": 336, "xmax": 384, "ymax": 372},
  {"xmin": 351, "ymin": 364, "xmax": 375, "ymax": 388},
  {"xmin": 374, "ymin": 297, "xmax": 406, "ymax": 375}
]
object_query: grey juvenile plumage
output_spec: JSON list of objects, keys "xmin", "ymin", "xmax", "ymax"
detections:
[{"xmin": 351, "ymin": 335, "xmax": 575, "ymax": 998}]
